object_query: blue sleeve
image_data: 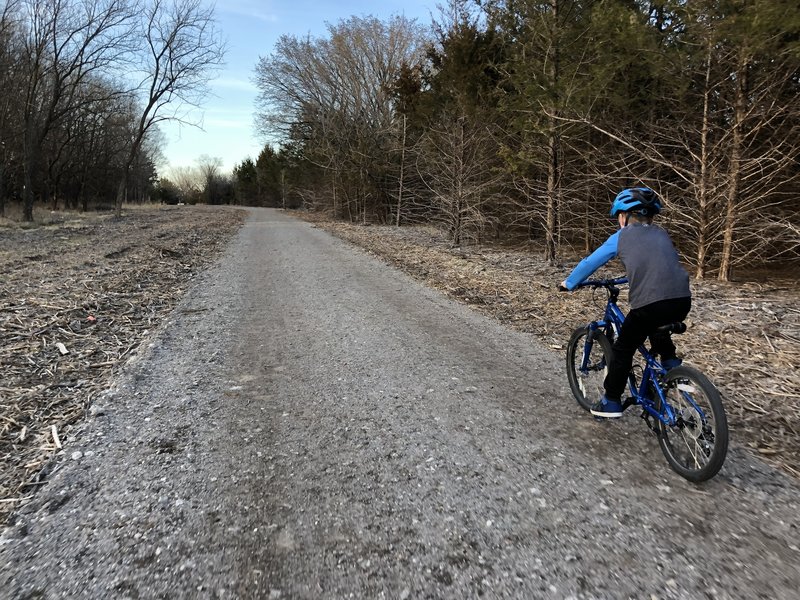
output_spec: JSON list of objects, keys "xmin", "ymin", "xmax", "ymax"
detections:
[{"xmin": 564, "ymin": 231, "xmax": 620, "ymax": 290}]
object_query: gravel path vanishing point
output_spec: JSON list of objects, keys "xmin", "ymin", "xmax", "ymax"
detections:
[{"xmin": 2, "ymin": 207, "xmax": 799, "ymax": 599}]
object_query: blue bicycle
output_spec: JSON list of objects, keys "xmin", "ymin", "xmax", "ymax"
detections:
[{"xmin": 565, "ymin": 278, "xmax": 728, "ymax": 482}]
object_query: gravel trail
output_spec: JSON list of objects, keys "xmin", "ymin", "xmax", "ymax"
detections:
[{"xmin": 2, "ymin": 207, "xmax": 799, "ymax": 599}]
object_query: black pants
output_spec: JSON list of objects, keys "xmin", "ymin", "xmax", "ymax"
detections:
[{"xmin": 604, "ymin": 296, "xmax": 691, "ymax": 401}]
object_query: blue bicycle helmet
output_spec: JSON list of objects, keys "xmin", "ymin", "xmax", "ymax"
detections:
[{"xmin": 610, "ymin": 187, "xmax": 662, "ymax": 217}]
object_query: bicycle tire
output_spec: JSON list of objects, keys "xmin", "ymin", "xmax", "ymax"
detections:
[
  {"xmin": 566, "ymin": 326, "xmax": 612, "ymax": 412},
  {"xmin": 656, "ymin": 365, "xmax": 728, "ymax": 482}
]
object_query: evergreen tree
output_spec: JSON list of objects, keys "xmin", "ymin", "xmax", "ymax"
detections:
[
  {"xmin": 233, "ymin": 158, "xmax": 259, "ymax": 206},
  {"xmin": 483, "ymin": 0, "xmax": 601, "ymax": 261},
  {"xmin": 255, "ymin": 145, "xmax": 285, "ymax": 207}
]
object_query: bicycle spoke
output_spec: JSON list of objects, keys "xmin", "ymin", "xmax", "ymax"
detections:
[
  {"xmin": 566, "ymin": 328, "xmax": 611, "ymax": 412},
  {"xmin": 657, "ymin": 366, "xmax": 728, "ymax": 481},
  {"xmin": 678, "ymin": 427, "xmax": 707, "ymax": 469}
]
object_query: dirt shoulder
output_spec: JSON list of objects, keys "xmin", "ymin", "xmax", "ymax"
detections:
[
  {"xmin": 0, "ymin": 205, "xmax": 246, "ymax": 523},
  {"xmin": 298, "ymin": 213, "xmax": 800, "ymax": 479}
]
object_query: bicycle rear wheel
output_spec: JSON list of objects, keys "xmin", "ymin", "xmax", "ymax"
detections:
[
  {"xmin": 566, "ymin": 326, "xmax": 612, "ymax": 411},
  {"xmin": 656, "ymin": 365, "xmax": 728, "ymax": 482}
]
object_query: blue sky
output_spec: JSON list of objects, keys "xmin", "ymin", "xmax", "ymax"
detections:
[{"xmin": 160, "ymin": 0, "xmax": 436, "ymax": 176}]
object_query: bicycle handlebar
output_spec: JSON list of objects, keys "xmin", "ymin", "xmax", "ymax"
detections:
[{"xmin": 572, "ymin": 277, "xmax": 628, "ymax": 290}]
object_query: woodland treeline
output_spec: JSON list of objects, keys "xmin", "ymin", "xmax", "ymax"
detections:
[
  {"xmin": 251, "ymin": 0, "xmax": 800, "ymax": 280},
  {"xmin": 0, "ymin": 0, "xmax": 223, "ymax": 220}
]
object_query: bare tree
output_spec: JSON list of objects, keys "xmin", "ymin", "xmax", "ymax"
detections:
[
  {"xmin": 715, "ymin": 37, "xmax": 800, "ymax": 280},
  {"xmin": 66, "ymin": 87, "xmax": 122, "ymax": 210},
  {"xmin": 18, "ymin": 0, "xmax": 136, "ymax": 221},
  {"xmin": 167, "ymin": 164, "xmax": 202, "ymax": 201},
  {"xmin": 254, "ymin": 15, "xmax": 425, "ymax": 221},
  {"xmin": 195, "ymin": 154, "xmax": 225, "ymax": 203},
  {"xmin": 114, "ymin": 0, "xmax": 224, "ymax": 216},
  {"xmin": 0, "ymin": 1, "xmax": 23, "ymax": 216},
  {"xmin": 417, "ymin": 113, "xmax": 502, "ymax": 246}
]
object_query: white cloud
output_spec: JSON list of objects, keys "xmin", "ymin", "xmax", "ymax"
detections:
[
  {"xmin": 211, "ymin": 77, "xmax": 258, "ymax": 92},
  {"xmin": 216, "ymin": 0, "xmax": 279, "ymax": 24},
  {"xmin": 205, "ymin": 118, "xmax": 249, "ymax": 129}
]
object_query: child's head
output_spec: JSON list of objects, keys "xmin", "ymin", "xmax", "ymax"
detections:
[{"xmin": 610, "ymin": 188, "xmax": 661, "ymax": 226}]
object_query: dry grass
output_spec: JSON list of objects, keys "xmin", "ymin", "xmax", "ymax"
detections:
[{"xmin": 0, "ymin": 205, "xmax": 246, "ymax": 523}]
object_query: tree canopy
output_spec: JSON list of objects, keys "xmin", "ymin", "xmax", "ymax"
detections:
[
  {"xmin": 250, "ymin": 0, "xmax": 800, "ymax": 280},
  {"xmin": 0, "ymin": 0, "xmax": 224, "ymax": 220}
]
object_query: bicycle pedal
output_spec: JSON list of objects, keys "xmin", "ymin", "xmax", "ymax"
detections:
[
  {"xmin": 621, "ymin": 397, "xmax": 637, "ymax": 412},
  {"xmin": 640, "ymin": 410, "xmax": 658, "ymax": 433}
]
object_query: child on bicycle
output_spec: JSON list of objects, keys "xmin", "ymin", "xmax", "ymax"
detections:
[{"xmin": 559, "ymin": 187, "xmax": 691, "ymax": 418}]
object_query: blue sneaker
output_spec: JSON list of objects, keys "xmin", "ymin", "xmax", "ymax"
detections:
[
  {"xmin": 662, "ymin": 358, "xmax": 682, "ymax": 371},
  {"xmin": 590, "ymin": 396, "xmax": 623, "ymax": 418}
]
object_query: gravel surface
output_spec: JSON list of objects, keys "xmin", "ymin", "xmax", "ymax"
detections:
[{"xmin": 2, "ymin": 208, "xmax": 799, "ymax": 599}]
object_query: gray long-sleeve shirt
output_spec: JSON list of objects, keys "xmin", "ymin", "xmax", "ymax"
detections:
[{"xmin": 565, "ymin": 223, "xmax": 690, "ymax": 309}]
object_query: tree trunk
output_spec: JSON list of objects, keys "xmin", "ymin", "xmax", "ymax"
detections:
[
  {"xmin": 361, "ymin": 168, "xmax": 368, "ymax": 225},
  {"xmin": 583, "ymin": 199, "xmax": 590, "ymax": 255},
  {"xmin": 695, "ymin": 47, "xmax": 713, "ymax": 279},
  {"xmin": 22, "ymin": 125, "xmax": 39, "ymax": 222},
  {"xmin": 545, "ymin": 127, "xmax": 560, "ymax": 262},
  {"xmin": 279, "ymin": 170, "xmax": 285, "ymax": 209},
  {"xmin": 719, "ymin": 52, "xmax": 748, "ymax": 282},
  {"xmin": 544, "ymin": 0, "xmax": 560, "ymax": 263},
  {"xmin": 115, "ymin": 171, "xmax": 128, "ymax": 218},
  {"xmin": 0, "ymin": 164, "xmax": 5, "ymax": 218},
  {"xmin": 396, "ymin": 114, "xmax": 406, "ymax": 227},
  {"xmin": 453, "ymin": 192, "xmax": 463, "ymax": 246},
  {"xmin": 332, "ymin": 170, "xmax": 338, "ymax": 218},
  {"xmin": 23, "ymin": 163, "xmax": 35, "ymax": 222},
  {"xmin": 453, "ymin": 118, "xmax": 465, "ymax": 246}
]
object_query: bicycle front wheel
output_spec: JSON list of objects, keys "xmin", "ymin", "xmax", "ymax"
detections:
[
  {"xmin": 656, "ymin": 365, "xmax": 728, "ymax": 482},
  {"xmin": 566, "ymin": 326, "xmax": 612, "ymax": 412}
]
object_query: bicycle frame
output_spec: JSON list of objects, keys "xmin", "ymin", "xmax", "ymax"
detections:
[{"xmin": 579, "ymin": 277, "xmax": 682, "ymax": 427}]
